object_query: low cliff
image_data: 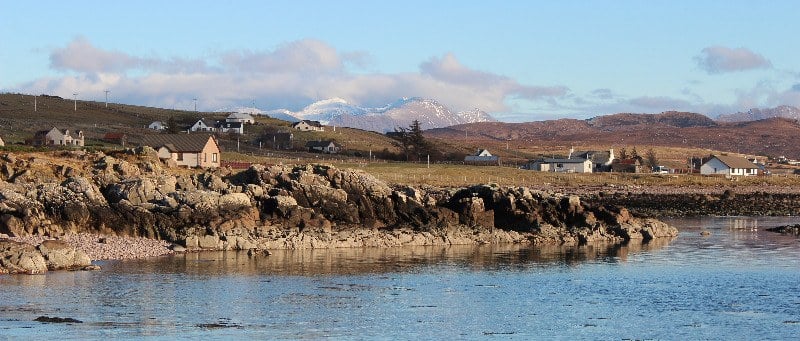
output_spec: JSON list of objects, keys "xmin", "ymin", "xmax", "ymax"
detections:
[{"xmin": 0, "ymin": 150, "xmax": 676, "ymax": 255}]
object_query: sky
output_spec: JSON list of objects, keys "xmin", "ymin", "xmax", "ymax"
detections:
[{"xmin": 2, "ymin": 1, "xmax": 800, "ymax": 122}]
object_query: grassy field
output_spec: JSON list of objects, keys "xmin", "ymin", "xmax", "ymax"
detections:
[
  {"xmin": 356, "ymin": 162, "xmax": 800, "ymax": 188},
  {"xmin": 216, "ymin": 151, "xmax": 800, "ymax": 188}
]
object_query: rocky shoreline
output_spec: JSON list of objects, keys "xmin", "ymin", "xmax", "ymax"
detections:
[
  {"xmin": 584, "ymin": 190, "xmax": 800, "ymax": 217},
  {"xmin": 0, "ymin": 149, "xmax": 695, "ymax": 273}
]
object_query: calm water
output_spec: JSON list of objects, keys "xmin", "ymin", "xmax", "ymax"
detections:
[{"xmin": 2, "ymin": 216, "xmax": 800, "ymax": 340}]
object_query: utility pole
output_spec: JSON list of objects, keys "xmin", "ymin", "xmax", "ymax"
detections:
[
  {"xmin": 73, "ymin": 93, "xmax": 78, "ymax": 111},
  {"xmin": 34, "ymin": 95, "xmax": 37, "ymax": 112},
  {"xmin": 104, "ymin": 90, "xmax": 110, "ymax": 108}
]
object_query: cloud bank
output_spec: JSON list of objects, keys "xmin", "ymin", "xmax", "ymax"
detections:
[
  {"xmin": 20, "ymin": 37, "xmax": 566, "ymax": 114},
  {"xmin": 16, "ymin": 38, "xmax": 800, "ymax": 121},
  {"xmin": 695, "ymin": 46, "xmax": 772, "ymax": 74}
]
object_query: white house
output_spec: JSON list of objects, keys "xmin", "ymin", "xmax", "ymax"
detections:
[
  {"xmin": 306, "ymin": 140, "xmax": 341, "ymax": 153},
  {"xmin": 216, "ymin": 121, "xmax": 244, "ymax": 134},
  {"xmin": 148, "ymin": 121, "xmax": 168, "ymax": 131},
  {"xmin": 29, "ymin": 128, "xmax": 84, "ymax": 147},
  {"xmin": 226, "ymin": 113, "xmax": 255, "ymax": 124},
  {"xmin": 292, "ymin": 120, "xmax": 325, "ymax": 132},
  {"xmin": 528, "ymin": 158, "xmax": 593, "ymax": 173},
  {"xmin": 571, "ymin": 148, "xmax": 615, "ymax": 172},
  {"xmin": 464, "ymin": 149, "xmax": 500, "ymax": 165},
  {"xmin": 700, "ymin": 155, "xmax": 759, "ymax": 176},
  {"xmin": 190, "ymin": 119, "xmax": 216, "ymax": 132}
]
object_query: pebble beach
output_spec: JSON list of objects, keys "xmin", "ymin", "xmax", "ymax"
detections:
[{"xmin": 7, "ymin": 234, "xmax": 174, "ymax": 260}]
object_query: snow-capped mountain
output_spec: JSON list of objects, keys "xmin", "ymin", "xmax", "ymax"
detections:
[
  {"xmin": 254, "ymin": 97, "xmax": 495, "ymax": 133},
  {"xmin": 293, "ymin": 98, "xmax": 369, "ymax": 123},
  {"xmin": 717, "ymin": 105, "xmax": 800, "ymax": 122},
  {"xmin": 457, "ymin": 108, "xmax": 495, "ymax": 123}
]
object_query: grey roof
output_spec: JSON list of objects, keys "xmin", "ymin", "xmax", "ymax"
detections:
[
  {"xmin": 465, "ymin": 155, "xmax": 499, "ymax": 162},
  {"xmin": 712, "ymin": 155, "xmax": 759, "ymax": 169},
  {"xmin": 294, "ymin": 120, "xmax": 323, "ymax": 127},
  {"xmin": 537, "ymin": 158, "xmax": 591, "ymax": 163},
  {"xmin": 573, "ymin": 151, "xmax": 611, "ymax": 164},
  {"xmin": 141, "ymin": 134, "xmax": 217, "ymax": 153},
  {"xmin": 194, "ymin": 119, "xmax": 215, "ymax": 127}
]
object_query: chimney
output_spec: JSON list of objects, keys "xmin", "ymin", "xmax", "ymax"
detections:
[{"xmin": 606, "ymin": 148, "xmax": 615, "ymax": 166}]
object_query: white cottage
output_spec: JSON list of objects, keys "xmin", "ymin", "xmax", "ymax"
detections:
[
  {"xmin": 226, "ymin": 113, "xmax": 255, "ymax": 124},
  {"xmin": 29, "ymin": 128, "xmax": 84, "ymax": 147},
  {"xmin": 148, "ymin": 121, "xmax": 168, "ymax": 131},
  {"xmin": 464, "ymin": 149, "xmax": 500, "ymax": 165},
  {"xmin": 190, "ymin": 119, "xmax": 216, "ymax": 132},
  {"xmin": 292, "ymin": 120, "xmax": 325, "ymax": 132},
  {"xmin": 529, "ymin": 158, "xmax": 593, "ymax": 173},
  {"xmin": 700, "ymin": 155, "xmax": 759, "ymax": 176},
  {"xmin": 216, "ymin": 121, "xmax": 244, "ymax": 134},
  {"xmin": 306, "ymin": 140, "xmax": 341, "ymax": 153}
]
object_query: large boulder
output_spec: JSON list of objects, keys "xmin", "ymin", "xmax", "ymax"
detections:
[
  {"xmin": 0, "ymin": 240, "xmax": 48, "ymax": 274},
  {"xmin": 37, "ymin": 240, "xmax": 92, "ymax": 270}
]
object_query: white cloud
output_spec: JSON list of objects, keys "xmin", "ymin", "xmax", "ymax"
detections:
[
  {"xmin": 695, "ymin": 46, "xmax": 772, "ymax": 74},
  {"xmin": 221, "ymin": 39, "xmax": 346, "ymax": 75},
  {"xmin": 19, "ymin": 38, "xmax": 566, "ymax": 114},
  {"xmin": 50, "ymin": 37, "xmax": 139, "ymax": 73}
]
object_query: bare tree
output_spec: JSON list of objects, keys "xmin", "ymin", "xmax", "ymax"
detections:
[{"xmin": 645, "ymin": 148, "xmax": 659, "ymax": 170}]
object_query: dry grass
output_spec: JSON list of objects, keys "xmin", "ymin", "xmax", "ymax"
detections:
[{"xmin": 356, "ymin": 162, "xmax": 800, "ymax": 188}]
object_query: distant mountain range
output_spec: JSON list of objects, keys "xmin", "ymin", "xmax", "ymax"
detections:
[
  {"xmin": 225, "ymin": 97, "xmax": 495, "ymax": 133},
  {"xmin": 427, "ymin": 111, "xmax": 800, "ymax": 158},
  {"xmin": 717, "ymin": 105, "xmax": 800, "ymax": 122}
]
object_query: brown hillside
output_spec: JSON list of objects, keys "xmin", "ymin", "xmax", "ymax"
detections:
[
  {"xmin": 0, "ymin": 93, "xmax": 402, "ymax": 158},
  {"xmin": 588, "ymin": 111, "xmax": 717, "ymax": 129},
  {"xmin": 427, "ymin": 116, "xmax": 800, "ymax": 160}
]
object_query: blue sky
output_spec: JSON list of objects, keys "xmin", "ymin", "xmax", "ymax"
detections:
[{"xmin": 2, "ymin": 1, "xmax": 799, "ymax": 121}]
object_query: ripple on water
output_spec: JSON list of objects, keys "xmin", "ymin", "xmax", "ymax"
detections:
[{"xmin": 0, "ymin": 216, "xmax": 799, "ymax": 339}]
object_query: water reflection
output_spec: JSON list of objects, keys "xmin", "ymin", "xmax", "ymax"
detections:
[
  {"xmin": 726, "ymin": 217, "xmax": 760, "ymax": 230},
  {"xmin": 2, "ymin": 217, "xmax": 799, "ymax": 340},
  {"xmin": 104, "ymin": 238, "xmax": 676, "ymax": 277}
]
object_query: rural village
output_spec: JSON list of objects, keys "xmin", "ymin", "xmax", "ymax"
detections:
[{"xmin": 1, "ymin": 93, "xmax": 796, "ymax": 180}]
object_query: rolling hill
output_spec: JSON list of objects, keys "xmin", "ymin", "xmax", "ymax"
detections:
[{"xmin": 426, "ymin": 112, "xmax": 800, "ymax": 160}]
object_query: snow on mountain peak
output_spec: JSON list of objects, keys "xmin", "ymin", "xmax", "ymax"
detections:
[{"xmin": 239, "ymin": 97, "xmax": 496, "ymax": 132}]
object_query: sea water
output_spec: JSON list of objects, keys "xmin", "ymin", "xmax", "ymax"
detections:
[{"xmin": 1, "ymin": 216, "xmax": 799, "ymax": 340}]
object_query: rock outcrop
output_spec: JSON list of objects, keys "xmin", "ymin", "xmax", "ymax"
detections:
[
  {"xmin": 0, "ymin": 239, "xmax": 92, "ymax": 274},
  {"xmin": 0, "ymin": 151, "xmax": 678, "ymax": 271},
  {"xmin": 766, "ymin": 224, "xmax": 800, "ymax": 236}
]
